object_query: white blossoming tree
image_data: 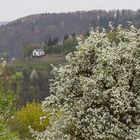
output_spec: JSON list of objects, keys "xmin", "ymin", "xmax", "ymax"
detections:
[{"xmin": 34, "ymin": 25, "xmax": 140, "ymax": 140}]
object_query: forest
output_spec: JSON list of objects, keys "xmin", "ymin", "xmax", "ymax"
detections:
[
  {"xmin": 0, "ymin": 23, "xmax": 140, "ymax": 140},
  {"xmin": 0, "ymin": 2, "xmax": 140, "ymax": 138},
  {"xmin": 0, "ymin": 9, "xmax": 140, "ymax": 58}
]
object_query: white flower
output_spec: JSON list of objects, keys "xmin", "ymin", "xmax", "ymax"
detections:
[{"xmin": 33, "ymin": 25, "xmax": 140, "ymax": 140}]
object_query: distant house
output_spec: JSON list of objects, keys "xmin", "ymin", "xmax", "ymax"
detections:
[{"xmin": 32, "ymin": 49, "xmax": 45, "ymax": 57}]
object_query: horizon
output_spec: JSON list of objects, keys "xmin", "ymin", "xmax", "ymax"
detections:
[
  {"xmin": 0, "ymin": 0, "xmax": 140, "ymax": 21},
  {"xmin": 1, "ymin": 9, "xmax": 140, "ymax": 22}
]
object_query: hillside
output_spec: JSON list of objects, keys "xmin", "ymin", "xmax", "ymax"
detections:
[
  {"xmin": 0, "ymin": 21, "xmax": 9, "ymax": 27},
  {"xmin": 7, "ymin": 54, "xmax": 66, "ymax": 105},
  {"xmin": 0, "ymin": 9, "xmax": 140, "ymax": 58}
]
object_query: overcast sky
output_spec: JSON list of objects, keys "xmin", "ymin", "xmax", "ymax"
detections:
[{"xmin": 0, "ymin": 0, "xmax": 140, "ymax": 21}]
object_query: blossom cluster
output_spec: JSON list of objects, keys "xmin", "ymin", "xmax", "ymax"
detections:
[{"xmin": 33, "ymin": 25, "xmax": 140, "ymax": 140}]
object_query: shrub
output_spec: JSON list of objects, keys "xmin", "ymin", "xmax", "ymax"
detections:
[
  {"xmin": 0, "ymin": 62, "xmax": 19, "ymax": 140},
  {"xmin": 0, "ymin": 121, "xmax": 19, "ymax": 140},
  {"xmin": 11, "ymin": 101, "xmax": 50, "ymax": 139}
]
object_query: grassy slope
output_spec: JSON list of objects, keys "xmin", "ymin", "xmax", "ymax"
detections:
[{"xmin": 7, "ymin": 54, "xmax": 67, "ymax": 73}]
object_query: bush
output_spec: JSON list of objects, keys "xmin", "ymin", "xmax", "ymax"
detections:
[
  {"xmin": 0, "ymin": 121, "xmax": 19, "ymax": 140},
  {"xmin": 0, "ymin": 62, "xmax": 19, "ymax": 140},
  {"xmin": 34, "ymin": 25, "xmax": 140, "ymax": 140},
  {"xmin": 10, "ymin": 101, "xmax": 50, "ymax": 139}
]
